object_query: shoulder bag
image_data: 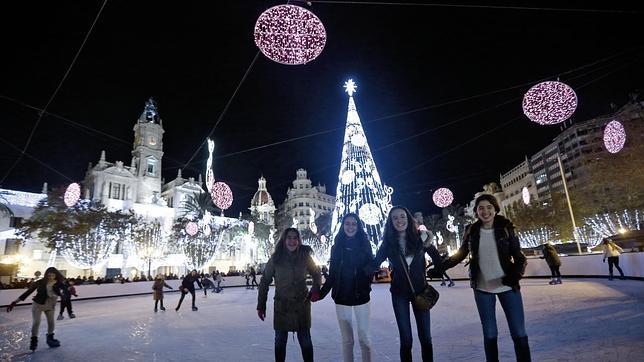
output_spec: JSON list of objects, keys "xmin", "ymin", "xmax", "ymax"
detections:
[{"xmin": 399, "ymin": 254, "xmax": 440, "ymax": 311}]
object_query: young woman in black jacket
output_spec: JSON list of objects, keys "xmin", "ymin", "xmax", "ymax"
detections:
[
  {"xmin": 443, "ymin": 194, "xmax": 531, "ymax": 362},
  {"xmin": 369, "ymin": 206, "xmax": 442, "ymax": 362},
  {"xmin": 319, "ymin": 213, "xmax": 374, "ymax": 362},
  {"xmin": 6, "ymin": 266, "xmax": 66, "ymax": 351}
]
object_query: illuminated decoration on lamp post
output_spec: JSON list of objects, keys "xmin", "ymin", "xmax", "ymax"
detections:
[
  {"xmin": 331, "ymin": 79, "xmax": 394, "ymax": 253},
  {"xmin": 254, "ymin": 4, "xmax": 327, "ymax": 65},
  {"xmin": 248, "ymin": 221, "xmax": 255, "ymax": 235},
  {"xmin": 603, "ymin": 120, "xmax": 626, "ymax": 154},
  {"xmin": 522, "ymin": 81, "xmax": 577, "ymax": 125},
  {"xmin": 185, "ymin": 221, "xmax": 199, "ymax": 236},
  {"xmin": 205, "ymin": 139, "xmax": 215, "ymax": 192},
  {"xmin": 64, "ymin": 183, "xmax": 81, "ymax": 207},
  {"xmin": 211, "ymin": 181, "xmax": 233, "ymax": 212},
  {"xmin": 432, "ymin": 188, "xmax": 454, "ymax": 208},
  {"xmin": 522, "ymin": 187, "xmax": 531, "ymax": 205}
]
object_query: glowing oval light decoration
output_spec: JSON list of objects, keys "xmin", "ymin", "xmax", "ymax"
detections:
[
  {"xmin": 603, "ymin": 120, "xmax": 626, "ymax": 154},
  {"xmin": 248, "ymin": 221, "xmax": 255, "ymax": 235},
  {"xmin": 211, "ymin": 182, "xmax": 233, "ymax": 210},
  {"xmin": 185, "ymin": 222, "xmax": 199, "ymax": 236},
  {"xmin": 254, "ymin": 5, "xmax": 327, "ymax": 65},
  {"xmin": 522, "ymin": 186, "xmax": 531, "ymax": 205},
  {"xmin": 432, "ymin": 188, "xmax": 453, "ymax": 208},
  {"xmin": 522, "ymin": 81, "xmax": 577, "ymax": 125},
  {"xmin": 359, "ymin": 203, "xmax": 382, "ymax": 225},
  {"xmin": 64, "ymin": 183, "xmax": 81, "ymax": 207},
  {"xmin": 341, "ymin": 170, "xmax": 355, "ymax": 185}
]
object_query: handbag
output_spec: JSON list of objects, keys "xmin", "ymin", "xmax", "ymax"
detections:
[{"xmin": 399, "ymin": 254, "xmax": 439, "ymax": 311}]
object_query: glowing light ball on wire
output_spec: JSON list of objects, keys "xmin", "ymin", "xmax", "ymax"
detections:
[
  {"xmin": 254, "ymin": 5, "xmax": 326, "ymax": 65},
  {"xmin": 185, "ymin": 222, "xmax": 199, "ymax": 236},
  {"xmin": 64, "ymin": 183, "xmax": 81, "ymax": 207},
  {"xmin": 211, "ymin": 182, "xmax": 233, "ymax": 210},
  {"xmin": 432, "ymin": 188, "xmax": 453, "ymax": 208},
  {"xmin": 603, "ymin": 120, "xmax": 626, "ymax": 154},
  {"xmin": 522, "ymin": 81, "xmax": 577, "ymax": 125}
]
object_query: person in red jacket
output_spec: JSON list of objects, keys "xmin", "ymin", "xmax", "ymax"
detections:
[
  {"xmin": 6, "ymin": 267, "xmax": 66, "ymax": 351},
  {"xmin": 58, "ymin": 279, "xmax": 78, "ymax": 320}
]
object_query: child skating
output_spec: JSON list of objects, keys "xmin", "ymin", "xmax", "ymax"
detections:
[
  {"xmin": 152, "ymin": 274, "xmax": 173, "ymax": 312},
  {"xmin": 58, "ymin": 279, "xmax": 78, "ymax": 320}
]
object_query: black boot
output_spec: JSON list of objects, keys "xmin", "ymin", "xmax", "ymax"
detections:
[
  {"xmin": 483, "ymin": 337, "xmax": 498, "ymax": 362},
  {"xmin": 421, "ymin": 342, "xmax": 433, "ymax": 362},
  {"xmin": 512, "ymin": 336, "xmax": 531, "ymax": 362},
  {"xmin": 46, "ymin": 333, "xmax": 61, "ymax": 348},
  {"xmin": 30, "ymin": 336, "xmax": 38, "ymax": 351}
]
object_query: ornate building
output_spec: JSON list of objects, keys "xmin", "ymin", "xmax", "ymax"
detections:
[
  {"xmin": 282, "ymin": 169, "xmax": 335, "ymax": 231},
  {"xmin": 249, "ymin": 176, "xmax": 276, "ymax": 226}
]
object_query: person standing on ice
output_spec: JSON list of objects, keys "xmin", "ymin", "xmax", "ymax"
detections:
[
  {"xmin": 318, "ymin": 213, "xmax": 374, "ymax": 362},
  {"xmin": 175, "ymin": 269, "xmax": 202, "ymax": 311},
  {"xmin": 257, "ymin": 228, "xmax": 322, "ymax": 362},
  {"xmin": 152, "ymin": 274, "xmax": 173, "ymax": 312},
  {"xmin": 6, "ymin": 266, "xmax": 66, "ymax": 351}
]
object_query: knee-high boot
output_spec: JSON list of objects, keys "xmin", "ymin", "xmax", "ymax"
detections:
[
  {"xmin": 483, "ymin": 337, "xmax": 498, "ymax": 362},
  {"xmin": 512, "ymin": 336, "xmax": 531, "ymax": 362}
]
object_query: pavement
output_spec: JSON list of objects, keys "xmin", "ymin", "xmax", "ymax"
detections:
[{"xmin": 0, "ymin": 278, "xmax": 642, "ymax": 361}]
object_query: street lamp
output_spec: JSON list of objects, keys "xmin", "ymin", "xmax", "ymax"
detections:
[{"xmin": 557, "ymin": 154, "xmax": 582, "ymax": 254}]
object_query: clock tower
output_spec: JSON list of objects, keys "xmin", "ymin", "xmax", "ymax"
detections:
[{"xmin": 131, "ymin": 97, "xmax": 165, "ymax": 204}]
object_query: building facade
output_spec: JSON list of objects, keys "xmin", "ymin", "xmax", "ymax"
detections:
[
  {"xmin": 249, "ymin": 176, "xmax": 276, "ymax": 226},
  {"xmin": 282, "ymin": 169, "xmax": 335, "ymax": 231}
]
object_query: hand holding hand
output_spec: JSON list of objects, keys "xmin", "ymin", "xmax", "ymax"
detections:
[
  {"xmin": 257, "ymin": 309, "xmax": 266, "ymax": 321},
  {"xmin": 6, "ymin": 301, "xmax": 17, "ymax": 313}
]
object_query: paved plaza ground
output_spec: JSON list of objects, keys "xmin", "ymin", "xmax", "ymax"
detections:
[{"xmin": 1, "ymin": 278, "xmax": 643, "ymax": 361}]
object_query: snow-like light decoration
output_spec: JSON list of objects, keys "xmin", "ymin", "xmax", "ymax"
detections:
[
  {"xmin": 435, "ymin": 231, "xmax": 444, "ymax": 245},
  {"xmin": 205, "ymin": 139, "xmax": 215, "ymax": 192},
  {"xmin": 522, "ymin": 81, "xmax": 577, "ymax": 125},
  {"xmin": 432, "ymin": 188, "xmax": 454, "ymax": 208},
  {"xmin": 202, "ymin": 224, "xmax": 211, "ymax": 236},
  {"xmin": 517, "ymin": 227, "xmax": 560, "ymax": 248},
  {"xmin": 248, "ymin": 221, "xmax": 255, "ymax": 235},
  {"xmin": 331, "ymin": 80, "xmax": 393, "ymax": 252},
  {"xmin": 254, "ymin": 5, "xmax": 326, "ymax": 65},
  {"xmin": 418, "ymin": 225, "xmax": 428, "ymax": 232},
  {"xmin": 522, "ymin": 187, "xmax": 531, "ymax": 205},
  {"xmin": 211, "ymin": 182, "xmax": 233, "ymax": 210},
  {"xmin": 320, "ymin": 235, "xmax": 327, "ymax": 243},
  {"xmin": 64, "ymin": 183, "xmax": 81, "ymax": 207},
  {"xmin": 584, "ymin": 209, "xmax": 642, "ymax": 246},
  {"xmin": 127, "ymin": 221, "xmax": 168, "ymax": 276},
  {"xmin": 603, "ymin": 120, "xmax": 626, "ymax": 153},
  {"xmin": 60, "ymin": 223, "xmax": 119, "ymax": 270},
  {"xmin": 185, "ymin": 221, "xmax": 199, "ymax": 236},
  {"xmin": 446, "ymin": 215, "xmax": 457, "ymax": 233},
  {"xmin": 0, "ymin": 188, "xmax": 46, "ymax": 207},
  {"xmin": 181, "ymin": 231, "xmax": 224, "ymax": 271}
]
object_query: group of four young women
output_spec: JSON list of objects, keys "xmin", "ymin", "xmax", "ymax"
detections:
[{"xmin": 257, "ymin": 194, "xmax": 531, "ymax": 362}]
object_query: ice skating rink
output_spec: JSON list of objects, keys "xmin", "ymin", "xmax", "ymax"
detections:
[{"xmin": 1, "ymin": 278, "xmax": 643, "ymax": 361}]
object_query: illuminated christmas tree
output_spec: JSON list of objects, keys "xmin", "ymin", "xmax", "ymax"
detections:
[{"xmin": 330, "ymin": 79, "xmax": 394, "ymax": 251}]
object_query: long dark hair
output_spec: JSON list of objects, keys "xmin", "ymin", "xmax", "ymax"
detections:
[
  {"xmin": 44, "ymin": 267, "xmax": 64, "ymax": 283},
  {"xmin": 272, "ymin": 227, "xmax": 305, "ymax": 264},
  {"xmin": 383, "ymin": 206, "xmax": 421, "ymax": 256},
  {"xmin": 333, "ymin": 213, "xmax": 371, "ymax": 253}
]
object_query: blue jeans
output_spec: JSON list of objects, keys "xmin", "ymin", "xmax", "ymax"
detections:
[
  {"xmin": 275, "ymin": 329, "xmax": 313, "ymax": 362},
  {"xmin": 391, "ymin": 293, "xmax": 433, "ymax": 362},
  {"xmin": 473, "ymin": 289, "xmax": 527, "ymax": 340}
]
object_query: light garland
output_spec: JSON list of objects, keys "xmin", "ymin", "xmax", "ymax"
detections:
[
  {"xmin": 205, "ymin": 139, "xmax": 215, "ymax": 192},
  {"xmin": 603, "ymin": 120, "xmax": 626, "ymax": 154},
  {"xmin": 584, "ymin": 209, "xmax": 642, "ymax": 240},
  {"xmin": 211, "ymin": 182, "xmax": 233, "ymax": 210},
  {"xmin": 432, "ymin": 188, "xmax": 454, "ymax": 208},
  {"xmin": 254, "ymin": 4, "xmax": 326, "ymax": 65},
  {"xmin": 522, "ymin": 81, "xmax": 577, "ymax": 125},
  {"xmin": 522, "ymin": 186, "xmax": 530, "ymax": 205},
  {"xmin": 64, "ymin": 183, "xmax": 81, "ymax": 207},
  {"xmin": 517, "ymin": 227, "xmax": 560, "ymax": 248},
  {"xmin": 60, "ymin": 223, "xmax": 119, "ymax": 270}
]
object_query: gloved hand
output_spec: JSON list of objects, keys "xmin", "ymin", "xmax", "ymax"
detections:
[
  {"xmin": 257, "ymin": 309, "xmax": 266, "ymax": 321},
  {"xmin": 310, "ymin": 289, "xmax": 320, "ymax": 302},
  {"xmin": 6, "ymin": 301, "xmax": 17, "ymax": 313}
]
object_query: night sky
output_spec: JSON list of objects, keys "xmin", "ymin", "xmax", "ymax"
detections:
[{"xmin": 1, "ymin": 1, "xmax": 642, "ymax": 216}]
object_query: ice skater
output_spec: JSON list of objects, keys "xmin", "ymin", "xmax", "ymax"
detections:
[
  {"xmin": 245, "ymin": 271, "xmax": 251, "ymax": 289},
  {"xmin": 201, "ymin": 274, "xmax": 215, "ymax": 297},
  {"xmin": 176, "ymin": 269, "xmax": 202, "ymax": 311},
  {"xmin": 6, "ymin": 267, "xmax": 66, "ymax": 351},
  {"xmin": 602, "ymin": 238, "xmax": 626, "ymax": 280},
  {"xmin": 214, "ymin": 272, "xmax": 224, "ymax": 292},
  {"xmin": 152, "ymin": 274, "xmax": 173, "ymax": 312},
  {"xmin": 540, "ymin": 243, "xmax": 562, "ymax": 285},
  {"xmin": 257, "ymin": 228, "xmax": 322, "ymax": 362},
  {"xmin": 58, "ymin": 279, "xmax": 78, "ymax": 320},
  {"xmin": 250, "ymin": 267, "xmax": 259, "ymax": 289}
]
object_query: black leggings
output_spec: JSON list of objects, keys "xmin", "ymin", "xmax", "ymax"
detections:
[
  {"xmin": 607, "ymin": 257, "xmax": 624, "ymax": 276},
  {"xmin": 548, "ymin": 265, "xmax": 561, "ymax": 278},
  {"xmin": 154, "ymin": 299, "xmax": 165, "ymax": 309},
  {"xmin": 177, "ymin": 289, "xmax": 196, "ymax": 309},
  {"xmin": 60, "ymin": 298, "xmax": 73, "ymax": 315}
]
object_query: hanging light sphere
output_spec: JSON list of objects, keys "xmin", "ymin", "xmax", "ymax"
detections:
[
  {"xmin": 211, "ymin": 181, "xmax": 233, "ymax": 210},
  {"xmin": 432, "ymin": 188, "xmax": 454, "ymax": 208},
  {"xmin": 522, "ymin": 81, "xmax": 577, "ymax": 125},
  {"xmin": 603, "ymin": 120, "xmax": 626, "ymax": 154},
  {"xmin": 64, "ymin": 183, "xmax": 81, "ymax": 207},
  {"xmin": 254, "ymin": 4, "xmax": 327, "ymax": 65},
  {"xmin": 185, "ymin": 222, "xmax": 199, "ymax": 236},
  {"xmin": 522, "ymin": 186, "xmax": 531, "ymax": 205}
]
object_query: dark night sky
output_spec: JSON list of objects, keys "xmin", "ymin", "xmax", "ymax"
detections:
[{"xmin": 1, "ymin": 1, "xmax": 642, "ymax": 216}]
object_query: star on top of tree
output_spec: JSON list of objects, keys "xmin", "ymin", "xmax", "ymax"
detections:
[{"xmin": 344, "ymin": 79, "xmax": 357, "ymax": 96}]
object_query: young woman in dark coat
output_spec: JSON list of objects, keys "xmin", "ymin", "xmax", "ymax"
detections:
[
  {"xmin": 442, "ymin": 194, "xmax": 531, "ymax": 362},
  {"xmin": 175, "ymin": 269, "xmax": 202, "ymax": 311},
  {"xmin": 368, "ymin": 206, "xmax": 442, "ymax": 362},
  {"xmin": 6, "ymin": 267, "xmax": 66, "ymax": 351},
  {"xmin": 540, "ymin": 243, "xmax": 562, "ymax": 285},
  {"xmin": 319, "ymin": 213, "xmax": 374, "ymax": 362}
]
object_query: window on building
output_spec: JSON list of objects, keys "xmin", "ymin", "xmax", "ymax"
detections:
[
  {"xmin": 9, "ymin": 216, "xmax": 23, "ymax": 228},
  {"xmin": 147, "ymin": 160, "xmax": 155, "ymax": 175},
  {"xmin": 112, "ymin": 183, "xmax": 121, "ymax": 200},
  {"xmin": 32, "ymin": 250, "xmax": 43, "ymax": 260},
  {"xmin": 4, "ymin": 239, "xmax": 21, "ymax": 255}
]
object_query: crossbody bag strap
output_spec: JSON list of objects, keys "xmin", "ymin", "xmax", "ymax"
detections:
[{"xmin": 399, "ymin": 254, "xmax": 417, "ymax": 295}]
